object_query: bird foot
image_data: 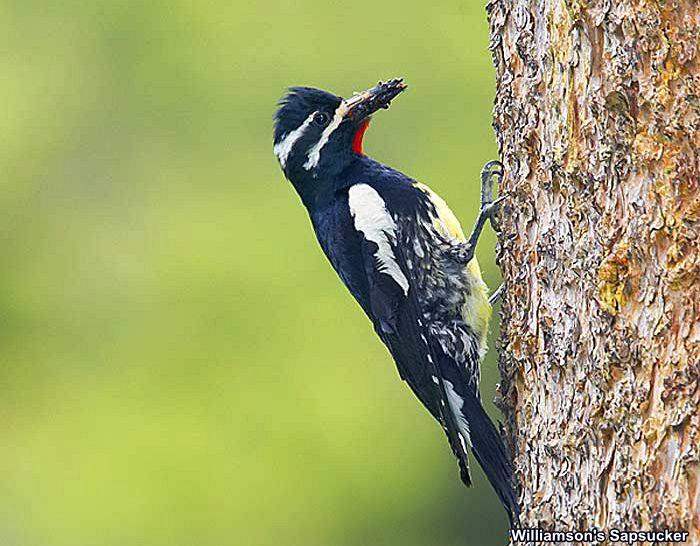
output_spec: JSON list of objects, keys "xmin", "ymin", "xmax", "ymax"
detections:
[
  {"xmin": 456, "ymin": 161, "xmax": 505, "ymax": 264},
  {"xmin": 479, "ymin": 160, "xmax": 504, "ymax": 231}
]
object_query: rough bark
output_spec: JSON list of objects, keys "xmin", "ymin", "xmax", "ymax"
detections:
[{"xmin": 487, "ymin": 0, "xmax": 700, "ymax": 542}]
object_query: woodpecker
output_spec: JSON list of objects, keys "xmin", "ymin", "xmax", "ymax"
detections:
[{"xmin": 273, "ymin": 78, "xmax": 519, "ymax": 524}]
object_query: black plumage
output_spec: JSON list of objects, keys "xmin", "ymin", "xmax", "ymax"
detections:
[{"xmin": 273, "ymin": 81, "xmax": 519, "ymax": 524}]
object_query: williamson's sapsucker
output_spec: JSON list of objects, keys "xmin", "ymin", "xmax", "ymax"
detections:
[{"xmin": 273, "ymin": 79, "xmax": 519, "ymax": 524}]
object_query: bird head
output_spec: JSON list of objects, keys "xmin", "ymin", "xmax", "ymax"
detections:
[{"xmin": 273, "ymin": 79, "xmax": 407, "ymax": 201}]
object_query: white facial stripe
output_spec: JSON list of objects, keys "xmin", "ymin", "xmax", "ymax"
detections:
[
  {"xmin": 444, "ymin": 379, "xmax": 472, "ymax": 448},
  {"xmin": 348, "ymin": 184, "xmax": 409, "ymax": 295},
  {"xmin": 303, "ymin": 101, "xmax": 349, "ymax": 170},
  {"xmin": 273, "ymin": 112, "xmax": 316, "ymax": 168}
]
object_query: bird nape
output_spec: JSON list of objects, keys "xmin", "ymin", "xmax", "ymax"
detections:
[{"xmin": 273, "ymin": 78, "xmax": 520, "ymax": 526}]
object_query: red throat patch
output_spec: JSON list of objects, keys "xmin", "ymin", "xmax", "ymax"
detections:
[{"xmin": 352, "ymin": 119, "xmax": 371, "ymax": 155}]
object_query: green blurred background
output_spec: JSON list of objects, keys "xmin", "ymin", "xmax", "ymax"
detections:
[{"xmin": 1, "ymin": 1, "xmax": 506, "ymax": 544}]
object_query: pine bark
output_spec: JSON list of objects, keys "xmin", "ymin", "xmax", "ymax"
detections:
[{"xmin": 487, "ymin": 0, "xmax": 700, "ymax": 542}]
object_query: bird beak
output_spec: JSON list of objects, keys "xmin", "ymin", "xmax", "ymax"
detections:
[{"xmin": 343, "ymin": 78, "xmax": 407, "ymax": 121}]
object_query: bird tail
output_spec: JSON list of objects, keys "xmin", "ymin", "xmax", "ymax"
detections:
[{"xmin": 460, "ymin": 388, "xmax": 520, "ymax": 526}]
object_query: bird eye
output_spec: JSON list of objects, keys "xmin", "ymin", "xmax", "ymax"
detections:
[{"xmin": 313, "ymin": 112, "xmax": 330, "ymax": 126}]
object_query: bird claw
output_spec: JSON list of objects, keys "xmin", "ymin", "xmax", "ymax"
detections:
[
  {"xmin": 461, "ymin": 161, "xmax": 505, "ymax": 260},
  {"xmin": 479, "ymin": 161, "xmax": 504, "ymax": 231}
]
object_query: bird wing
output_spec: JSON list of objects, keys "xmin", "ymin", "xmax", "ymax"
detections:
[
  {"xmin": 347, "ymin": 182, "xmax": 475, "ymax": 476},
  {"xmin": 346, "ymin": 181, "xmax": 519, "ymax": 523},
  {"xmin": 346, "ymin": 183, "xmax": 433, "ymax": 380}
]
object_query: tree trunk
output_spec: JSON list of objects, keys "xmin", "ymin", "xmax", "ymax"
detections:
[{"xmin": 487, "ymin": 0, "xmax": 700, "ymax": 542}]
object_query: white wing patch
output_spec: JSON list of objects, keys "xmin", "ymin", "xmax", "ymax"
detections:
[
  {"xmin": 303, "ymin": 102, "xmax": 349, "ymax": 171},
  {"xmin": 273, "ymin": 112, "xmax": 316, "ymax": 168},
  {"xmin": 443, "ymin": 379, "xmax": 472, "ymax": 448},
  {"xmin": 348, "ymin": 184, "xmax": 409, "ymax": 295}
]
